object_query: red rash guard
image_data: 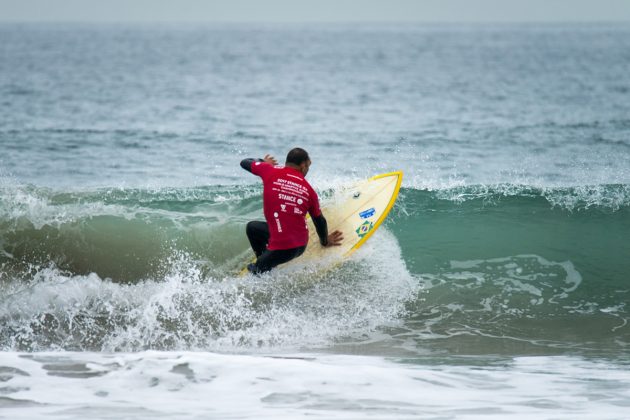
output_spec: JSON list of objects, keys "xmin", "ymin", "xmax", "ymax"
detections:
[{"xmin": 250, "ymin": 162, "xmax": 322, "ymax": 250}]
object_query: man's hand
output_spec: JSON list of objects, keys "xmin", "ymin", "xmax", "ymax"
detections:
[
  {"xmin": 325, "ymin": 230, "xmax": 344, "ymax": 247},
  {"xmin": 263, "ymin": 154, "xmax": 277, "ymax": 165}
]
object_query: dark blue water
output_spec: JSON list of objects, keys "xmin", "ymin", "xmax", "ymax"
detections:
[{"xmin": 2, "ymin": 23, "xmax": 629, "ymax": 188}]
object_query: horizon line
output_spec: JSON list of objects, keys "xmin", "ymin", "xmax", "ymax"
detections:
[{"xmin": 1, "ymin": 19, "xmax": 629, "ymax": 25}]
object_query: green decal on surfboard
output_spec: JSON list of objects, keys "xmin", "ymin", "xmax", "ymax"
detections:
[{"xmin": 355, "ymin": 220, "xmax": 374, "ymax": 238}]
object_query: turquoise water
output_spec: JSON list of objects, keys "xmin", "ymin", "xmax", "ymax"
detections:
[
  {"xmin": 1, "ymin": 184, "xmax": 628, "ymax": 358},
  {"xmin": 1, "ymin": 23, "xmax": 630, "ymax": 418}
]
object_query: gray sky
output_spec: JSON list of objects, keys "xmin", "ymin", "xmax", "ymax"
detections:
[{"xmin": 1, "ymin": 0, "xmax": 629, "ymax": 23}]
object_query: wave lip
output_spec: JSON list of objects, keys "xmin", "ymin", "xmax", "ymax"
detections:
[{"xmin": 423, "ymin": 183, "xmax": 630, "ymax": 212}]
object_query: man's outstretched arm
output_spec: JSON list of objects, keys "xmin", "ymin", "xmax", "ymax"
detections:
[
  {"xmin": 240, "ymin": 158, "xmax": 263, "ymax": 173},
  {"xmin": 240, "ymin": 154, "xmax": 278, "ymax": 173}
]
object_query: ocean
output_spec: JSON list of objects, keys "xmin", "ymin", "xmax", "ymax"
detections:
[{"xmin": 1, "ymin": 22, "xmax": 629, "ymax": 419}]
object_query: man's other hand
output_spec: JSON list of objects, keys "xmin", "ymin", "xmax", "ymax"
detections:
[{"xmin": 325, "ymin": 230, "xmax": 344, "ymax": 247}]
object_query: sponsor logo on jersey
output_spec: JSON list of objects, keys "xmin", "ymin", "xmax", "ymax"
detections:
[{"xmin": 273, "ymin": 212, "xmax": 282, "ymax": 232}]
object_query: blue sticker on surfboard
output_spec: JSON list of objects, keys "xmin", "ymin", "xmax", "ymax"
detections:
[{"xmin": 359, "ymin": 207, "xmax": 375, "ymax": 219}]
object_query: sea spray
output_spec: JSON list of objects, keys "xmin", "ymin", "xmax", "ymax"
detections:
[{"xmin": 1, "ymin": 230, "xmax": 419, "ymax": 352}]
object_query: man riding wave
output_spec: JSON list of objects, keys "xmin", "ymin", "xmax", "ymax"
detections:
[{"xmin": 241, "ymin": 147, "xmax": 343, "ymax": 274}]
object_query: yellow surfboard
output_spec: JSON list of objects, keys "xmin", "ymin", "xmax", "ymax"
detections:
[{"xmin": 241, "ymin": 171, "xmax": 403, "ymax": 274}]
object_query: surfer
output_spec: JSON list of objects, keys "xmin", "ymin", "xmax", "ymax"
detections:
[{"xmin": 241, "ymin": 148, "xmax": 343, "ymax": 274}]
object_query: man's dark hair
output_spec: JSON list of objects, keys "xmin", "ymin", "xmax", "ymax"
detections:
[{"xmin": 285, "ymin": 148, "xmax": 310, "ymax": 165}]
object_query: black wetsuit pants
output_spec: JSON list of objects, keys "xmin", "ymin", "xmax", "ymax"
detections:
[{"xmin": 245, "ymin": 221, "xmax": 306, "ymax": 274}]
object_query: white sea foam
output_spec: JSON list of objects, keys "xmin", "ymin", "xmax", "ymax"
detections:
[
  {"xmin": 1, "ymin": 351, "xmax": 629, "ymax": 419},
  {"xmin": 0, "ymin": 228, "xmax": 419, "ymax": 353}
]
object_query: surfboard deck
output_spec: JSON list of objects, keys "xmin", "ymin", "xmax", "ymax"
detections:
[{"xmin": 240, "ymin": 171, "xmax": 403, "ymax": 275}]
